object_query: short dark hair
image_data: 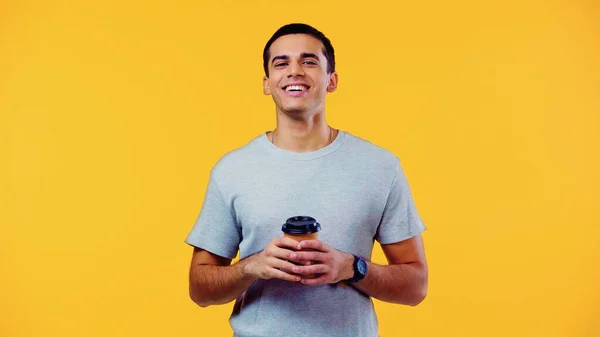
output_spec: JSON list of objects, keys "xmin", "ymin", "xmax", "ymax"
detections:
[{"xmin": 262, "ymin": 23, "xmax": 335, "ymax": 77}]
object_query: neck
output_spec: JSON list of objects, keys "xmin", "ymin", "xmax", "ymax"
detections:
[{"xmin": 270, "ymin": 110, "xmax": 335, "ymax": 153}]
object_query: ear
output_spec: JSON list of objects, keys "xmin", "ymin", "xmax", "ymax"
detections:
[
  {"xmin": 326, "ymin": 72, "xmax": 338, "ymax": 93},
  {"xmin": 263, "ymin": 75, "xmax": 271, "ymax": 95}
]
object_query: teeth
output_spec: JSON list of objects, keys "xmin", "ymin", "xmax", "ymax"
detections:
[{"xmin": 285, "ymin": 85, "xmax": 307, "ymax": 91}]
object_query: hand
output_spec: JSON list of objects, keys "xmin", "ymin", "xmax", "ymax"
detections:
[
  {"xmin": 287, "ymin": 240, "xmax": 354, "ymax": 286},
  {"xmin": 243, "ymin": 237, "xmax": 304, "ymax": 282}
]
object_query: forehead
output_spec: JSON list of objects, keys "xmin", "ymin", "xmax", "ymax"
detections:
[{"xmin": 268, "ymin": 34, "xmax": 325, "ymax": 59}]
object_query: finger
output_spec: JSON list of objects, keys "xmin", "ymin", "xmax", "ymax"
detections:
[
  {"xmin": 291, "ymin": 264, "xmax": 329, "ymax": 276},
  {"xmin": 268, "ymin": 268, "xmax": 302, "ymax": 282},
  {"xmin": 298, "ymin": 240, "xmax": 330, "ymax": 252},
  {"xmin": 300, "ymin": 275, "xmax": 330, "ymax": 286},
  {"xmin": 289, "ymin": 251, "xmax": 327, "ymax": 263},
  {"xmin": 274, "ymin": 236, "xmax": 303, "ymax": 250},
  {"xmin": 269, "ymin": 257, "xmax": 301, "ymax": 274},
  {"xmin": 269, "ymin": 246, "xmax": 299, "ymax": 261}
]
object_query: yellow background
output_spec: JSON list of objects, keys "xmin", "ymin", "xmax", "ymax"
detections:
[{"xmin": 1, "ymin": 0, "xmax": 599, "ymax": 336}]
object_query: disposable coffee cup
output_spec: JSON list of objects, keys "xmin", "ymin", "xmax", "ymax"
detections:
[
  {"xmin": 281, "ymin": 215, "xmax": 321, "ymax": 241},
  {"xmin": 282, "ymin": 216, "xmax": 322, "ymax": 279}
]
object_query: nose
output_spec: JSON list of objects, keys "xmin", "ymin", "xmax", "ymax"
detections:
[{"xmin": 287, "ymin": 60, "xmax": 304, "ymax": 77}]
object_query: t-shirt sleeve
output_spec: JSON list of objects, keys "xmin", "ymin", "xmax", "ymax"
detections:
[
  {"xmin": 375, "ymin": 160, "xmax": 427, "ymax": 244},
  {"xmin": 184, "ymin": 173, "xmax": 241, "ymax": 259}
]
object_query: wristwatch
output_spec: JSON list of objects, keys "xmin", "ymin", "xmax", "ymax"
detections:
[{"xmin": 346, "ymin": 255, "xmax": 368, "ymax": 283}]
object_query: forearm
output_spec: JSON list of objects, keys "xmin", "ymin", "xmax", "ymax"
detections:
[
  {"xmin": 189, "ymin": 256, "xmax": 258, "ymax": 307},
  {"xmin": 349, "ymin": 258, "xmax": 428, "ymax": 306}
]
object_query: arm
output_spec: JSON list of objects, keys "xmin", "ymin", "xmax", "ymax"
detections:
[
  {"xmin": 347, "ymin": 235, "xmax": 428, "ymax": 306},
  {"xmin": 288, "ymin": 234, "xmax": 428, "ymax": 306},
  {"xmin": 188, "ymin": 247, "xmax": 254, "ymax": 307},
  {"xmin": 188, "ymin": 237, "xmax": 303, "ymax": 307}
]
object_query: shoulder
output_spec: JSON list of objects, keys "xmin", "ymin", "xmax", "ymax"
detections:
[
  {"xmin": 208, "ymin": 133, "xmax": 264, "ymax": 181},
  {"xmin": 342, "ymin": 131, "xmax": 401, "ymax": 171}
]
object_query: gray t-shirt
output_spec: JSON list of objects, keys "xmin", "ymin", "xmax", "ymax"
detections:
[{"xmin": 185, "ymin": 130, "xmax": 426, "ymax": 337}]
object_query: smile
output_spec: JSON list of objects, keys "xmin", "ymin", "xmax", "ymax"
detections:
[
  {"xmin": 281, "ymin": 84, "xmax": 310, "ymax": 97},
  {"xmin": 283, "ymin": 85, "xmax": 310, "ymax": 92}
]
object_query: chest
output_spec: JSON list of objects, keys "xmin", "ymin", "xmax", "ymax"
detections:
[{"xmin": 230, "ymin": 167, "xmax": 387, "ymax": 257}]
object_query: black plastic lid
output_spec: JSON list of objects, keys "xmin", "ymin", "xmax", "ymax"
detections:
[{"xmin": 281, "ymin": 216, "xmax": 321, "ymax": 235}]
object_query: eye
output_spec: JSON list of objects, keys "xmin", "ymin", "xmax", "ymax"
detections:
[
  {"xmin": 303, "ymin": 60, "xmax": 317, "ymax": 65},
  {"xmin": 274, "ymin": 62, "xmax": 287, "ymax": 67}
]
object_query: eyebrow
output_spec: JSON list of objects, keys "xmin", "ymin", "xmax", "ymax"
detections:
[{"xmin": 271, "ymin": 53, "xmax": 320, "ymax": 64}]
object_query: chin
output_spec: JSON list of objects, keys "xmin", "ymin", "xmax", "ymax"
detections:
[{"xmin": 282, "ymin": 106, "xmax": 308, "ymax": 114}]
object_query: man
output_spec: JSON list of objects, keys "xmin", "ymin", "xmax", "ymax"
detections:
[{"xmin": 185, "ymin": 23, "xmax": 428, "ymax": 337}]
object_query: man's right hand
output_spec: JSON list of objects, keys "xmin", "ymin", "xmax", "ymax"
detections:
[{"xmin": 243, "ymin": 236, "xmax": 303, "ymax": 282}]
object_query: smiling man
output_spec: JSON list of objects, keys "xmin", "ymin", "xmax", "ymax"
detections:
[{"xmin": 185, "ymin": 23, "xmax": 428, "ymax": 337}]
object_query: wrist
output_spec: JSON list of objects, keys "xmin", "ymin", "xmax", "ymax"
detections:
[
  {"xmin": 341, "ymin": 253, "xmax": 355, "ymax": 281},
  {"xmin": 239, "ymin": 255, "xmax": 257, "ymax": 279},
  {"xmin": 343, "ymin": 254, "xmax": 368, "ymax": 284}
]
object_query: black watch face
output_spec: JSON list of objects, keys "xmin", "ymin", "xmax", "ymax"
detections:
[{"xmin": 357, "ymin": 258, "xmax": 367, "ymax": 275}]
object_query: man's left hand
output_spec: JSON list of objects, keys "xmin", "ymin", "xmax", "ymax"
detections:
[{"xmin": 287, "ymin": 240, "xmax": 354, "ymax": 286}]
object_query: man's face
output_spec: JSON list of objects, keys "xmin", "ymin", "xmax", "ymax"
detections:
[{"xmin": 263, "ymin": 34, "xmax": 338, "ymax": 118}]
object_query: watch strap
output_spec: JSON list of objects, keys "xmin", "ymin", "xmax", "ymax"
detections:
[{"xmin": 347, "ymin": 255, "xmax": 367, "ymax": 283}]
